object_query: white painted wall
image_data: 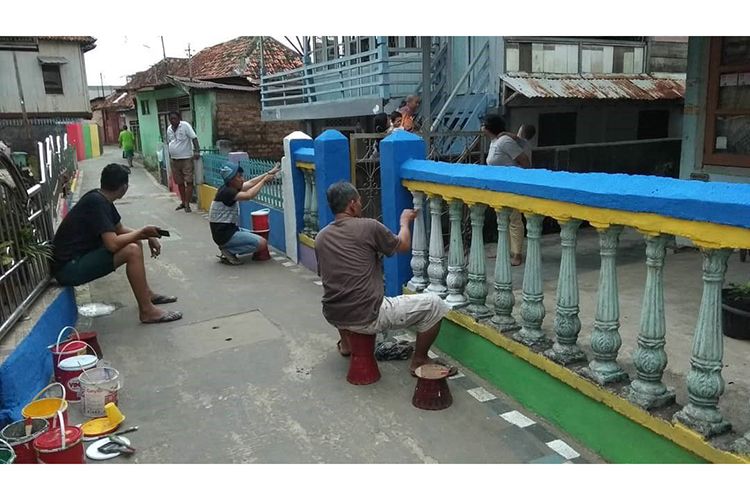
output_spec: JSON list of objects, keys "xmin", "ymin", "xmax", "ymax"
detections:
[{"xmin": 0, "ymin": 40, "xmax": 90, "ymax": 114}]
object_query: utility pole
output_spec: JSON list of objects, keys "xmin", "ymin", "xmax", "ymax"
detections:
[
  {"xmin": 185, "ymin": 43, "xmax": 193, "ymax": 81},
  {"xmin": 100, "ymin": 73, "xmax": 105, "ymax": 98},
  {"xmin": 160, "ymin": 36, "xmax": 167, "ymax": 60},
  {"xmin": 12, "ymin": 51, "xmax": 31, "ymax": 140}
]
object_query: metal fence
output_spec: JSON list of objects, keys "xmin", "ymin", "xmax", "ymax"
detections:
[
  {"xmin": 202, "ymin": 153, "xmax": 283, "ymax": 210},
  {"xmin": 1, "ymin": 137, "xmax": 76, "ymax": 340}
]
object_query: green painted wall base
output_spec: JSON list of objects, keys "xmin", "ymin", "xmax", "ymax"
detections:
[{"xmin": 435, "ymin": 320, "xmax": 705, "ymax": 463}]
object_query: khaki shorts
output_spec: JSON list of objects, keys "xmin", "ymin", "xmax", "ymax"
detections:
[
  {"xmin": 340, "ymin": 293, "xmax": 450, "ymax": 335},
  {"xmin": 171, "ymin": 158, "xmax": 194, "ymax": 185}
]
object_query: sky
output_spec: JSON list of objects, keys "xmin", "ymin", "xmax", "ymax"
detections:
[{"xmin": 84, "ymin": 34, "xmax": 299, "ymax": 87}]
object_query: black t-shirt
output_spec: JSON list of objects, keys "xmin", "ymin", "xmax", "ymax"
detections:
[
  {"xmin": 209, "ymin": 185, "xmax": 239, "ymax": 246},
  {"xmin": 52, "ymin": 189, "xmax": 121, "ymax": 267}
]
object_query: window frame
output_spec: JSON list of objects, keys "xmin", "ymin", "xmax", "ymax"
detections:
[
  {"xmin": 41, "ymin": 63, "xmax": 63, "ymax": 94},
  {"xmin": 703, "ymin": 37, "xmax": 750, "ymax": 168}
]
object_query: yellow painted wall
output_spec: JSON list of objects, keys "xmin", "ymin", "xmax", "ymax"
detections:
[
  {"xmin": 198, "ymin": 184, "xmax": 217, "ymax": 212},
  {"xmin": 89, "ymin": 124, "xmax": 100, "ymax": 157}
]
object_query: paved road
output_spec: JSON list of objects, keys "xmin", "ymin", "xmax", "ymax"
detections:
[{"xmin": 71, "ymin": 148, "xmax": 601, "ymax": 463}]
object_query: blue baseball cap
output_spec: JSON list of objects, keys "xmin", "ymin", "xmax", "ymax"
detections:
[{"xmin": 219, "ymin": 163, "xmax": 243, "ymax": 184}]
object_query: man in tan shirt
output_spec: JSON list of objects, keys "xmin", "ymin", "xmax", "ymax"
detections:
[{"xmin": 315, "ymin": 181, "xmax": 454, "ymax": 376}]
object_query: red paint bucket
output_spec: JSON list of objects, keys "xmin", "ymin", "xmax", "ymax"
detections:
[
  {"xmin": 252, "ymin": 229, "xmax": 271, "ymax": 261},
  {"xmin": 66, "ymin": 330, "xmax": 103, "ymax": 358},
  {"xmin": 251, "ymin": 208, "xmax": 270, "ymax": 231},
  {"xmin": 50, "ymin": 327, "xmax": 87, "ymax": 383},
  {"xmin": 22, "ymin": 383, "xmax": 69, "ymax": 429},
  {"xmin": 57, "ymin": 353, "xmax": 98, "ymax": 402},
  {"xmin": 1, "ymin": 418, "xmax": 48, "ymax": 464},
  {"xmin": 33, "ymin": 413, "xmax": 84, "ymax": 464}
]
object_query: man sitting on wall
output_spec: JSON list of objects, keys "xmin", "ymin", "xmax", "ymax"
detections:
[
  {"xmin": 209, "ymin": 162, "xmax": 280, "ymax": 265},
  {"xmin": 52, "ymin": 163, "xmax": 182, "ymax": 324},
  {"xmin": 314, "ymin": 181, "xmax": 455, "ymax": 376}
]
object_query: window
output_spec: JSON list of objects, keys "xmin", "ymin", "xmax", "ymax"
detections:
[
  {"xmin": 538, "ymin": 112, "xmax": 577, "ymax": 146},
  {"xmin": 638, "ymin": 110, "xmax": 670, "ymax": 139},
  {"xmin": 140, "ymin": 99, "xmax": 150, "ymax": 115},
  {"xmin": 704, "ymin": 37, "xmax": 750, "ymax": 168},
  {"xmin": 41, "ymin": 64, "xmax": 63, "ymax": 94}
]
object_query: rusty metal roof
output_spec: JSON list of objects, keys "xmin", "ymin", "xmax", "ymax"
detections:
[{"xmin": 501, "ymin": 74, "xmax": 685, "ymax": 100}]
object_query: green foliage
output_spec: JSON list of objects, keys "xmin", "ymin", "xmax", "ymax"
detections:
[{"xmin": 726, "ymin": 282, "xmax": 750, "ymax": 301}]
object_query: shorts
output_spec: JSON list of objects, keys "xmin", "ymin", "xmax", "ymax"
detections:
[
  {"xmin": 339, "ymin": 293, "xmax": 450, "ymax": 335},
  {"xmin": 54, "ymin": 247, "xmax": 116, "ymax": 286},
  {"xmin": 122, "ymin": 150, "xmax": 134, "ymax": 159},
  {"xmin": 171, "ymin": 158, "xmax": 194, "ymax": 185}
]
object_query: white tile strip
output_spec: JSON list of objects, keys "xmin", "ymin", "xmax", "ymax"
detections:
[
  {"xmin": 272, "ymin": 257, "xmax": 286, "ymax": 262},
  {"xmin": 467, "ymin": 387, "xmax": 497, "ymax": 402},
  {"xmin": 313, "ymin": 280, "xmax": 323, "ymax": 286},
  {"xmin": 427, "ymin": 350, "xmax": 438, "ymax": 359},
  {"xmin": 448, "ymin": 371, "xmax": 465, "ymax": 380},
  {"xmin": 546, "ymin": 440, "xmax": 580, "ymax": 460},
  {"xmin": 282, "ymin": 262, "xmax": 295, "ymax": 267},
  {"xmin": 500, "ymin": 410, "xmax": 536, "ymax": 428}
]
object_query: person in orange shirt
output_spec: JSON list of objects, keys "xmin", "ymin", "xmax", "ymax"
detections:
[{"xmin": 398, "ymin": 95, "xmax": 421, "ymax": 132}]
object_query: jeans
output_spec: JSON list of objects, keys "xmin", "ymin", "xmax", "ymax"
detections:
[{"xmin": 222, "ymin": 228, "xmax": 263, "ymax": 256}]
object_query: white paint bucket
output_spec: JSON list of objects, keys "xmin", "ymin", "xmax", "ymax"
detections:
[{"xmin": 78, "ymin": 366, "xmax": 121, "ymax": 418}]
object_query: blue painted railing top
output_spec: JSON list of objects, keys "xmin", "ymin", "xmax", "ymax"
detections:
[
  {"xmin": 295, "ymin": 148, "xmax": 315, "ymax": 163},
  {"xmin": 400, "ymin": 160, "xmax": 750, "ymax": 230}
]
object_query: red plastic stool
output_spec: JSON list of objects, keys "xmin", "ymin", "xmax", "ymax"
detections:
[
  {"xmin": 341, "ymin": 330, "xmax": 380, "ymax": 385},
  {"xmin": 252, "ymin": 229, "xmax": 271, "ymax": 261},
  {"xmin": 412, "ymin": 364, "xmax": 453, "ymax": 410}
]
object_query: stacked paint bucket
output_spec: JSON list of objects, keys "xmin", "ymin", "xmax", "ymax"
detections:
[
  {"xmin": 251, "ymin": 208, "xmax": 271, "ymax": 261},
  {"xmin": 51, "ymin": 327, "xmax": 99, "ymax": 403}
]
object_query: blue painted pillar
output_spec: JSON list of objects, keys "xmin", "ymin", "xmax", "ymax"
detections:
[
  {"xmin": 379, "ymin": 130, "xmax": 426, "ymax": 297},
  {"xmin": 289, "ymin": 138, "xmax": 313, "ymax": 236},
  {"xmin": 314, "ymin": 129, "xmax": 351, "ymax": 229}
]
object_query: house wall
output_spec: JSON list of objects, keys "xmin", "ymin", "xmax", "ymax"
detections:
[
  {"xmin": 135, "ymin": 87, "xmax": 189, "ymax": 161},
  {"xmin": 507, "ymin": 100, "xmax": 684, "ymax": 147},
  {"xmin": 193, "ymin": 91, "xmax": 215, "ymax": 152},
  {"xmin": 679, "ymin": 37, "xmax": 750, "ymax": 185},
  {"xmin": 0, "ymin": 40, "xmax": 90, "ymax": 115},
  {"xmin": 215, "ymin": 90, "xmax": 299, "ymax": 159}
]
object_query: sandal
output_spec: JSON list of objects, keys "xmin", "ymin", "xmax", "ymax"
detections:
[
  {"xmin": 336, "ymin": 340, "xmax": 351, "ymax": 357},
  {"xmin": 141, "ymin": 310, "xmax": 183, "ymax": 324},
  {"xmin": 150, "ymin": 294, "xmax": 177, "ymax": 305},
  {"xmin": 375, "ymin": 340, "xmax": 414, "ymax": 361},
  {"xmin": 410, "ymin": 358, "xmax": 458, "ymax": 378},
  {"xmin": 175, "ymin": 203, "xmax": 185, "ymax": 211}
]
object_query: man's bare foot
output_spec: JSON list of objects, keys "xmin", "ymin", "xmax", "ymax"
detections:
[
  {"xmin": 510, "ymin": 254, "xmax": 523, "ymax": 266},
  {"xmin": 140, "ymin": 306, "xmax": 182, "ymax": 324}
]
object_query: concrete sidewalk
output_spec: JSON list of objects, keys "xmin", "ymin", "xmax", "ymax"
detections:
[{"xmin": 69, "ymin": 148, "xmax": 601, "ymax": 463}]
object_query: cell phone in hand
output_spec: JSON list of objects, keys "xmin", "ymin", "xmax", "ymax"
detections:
[{"xmin": 157, "ymin": 229, "xmax": 170, "ymax": 237}]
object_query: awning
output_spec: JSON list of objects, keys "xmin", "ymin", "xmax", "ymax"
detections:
[
  {"xmin": 37, "ymin": 55, "xmax": 69, "ymax": 65},
  {"xmin": 501, "ymin": 74, "xmax": 685, "ymax": 104}
]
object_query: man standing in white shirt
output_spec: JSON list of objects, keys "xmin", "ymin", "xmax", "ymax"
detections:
[
  {"xmin": 167, "ymin": 111, "xmax": 200, "ymax": 213},
  {"xmin": 482, "ymin": 114, "xmax": 530, "ymax": 266}
]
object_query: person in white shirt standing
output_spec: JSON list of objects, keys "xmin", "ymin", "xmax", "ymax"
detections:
[
  {"xmin": 167, "ymin": 111, "xmax": 200, "ymax": 213},
  {"xmin": 482, "ymin": 114, "xmax": 530, "ymax": 266}
]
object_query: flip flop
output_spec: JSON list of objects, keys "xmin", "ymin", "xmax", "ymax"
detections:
[
  {"xmin": 175, "ymin": 204, "xmax": 185, "ymax": 211},
  {"xmin": 410, "ymin": 358, "xmax": 458, "ymax": 378},
  {"xmin": 150, "ymin": 294, "xmax": 177, "ymax": 305},
  {"xmin": 336, "ymin": 340, "xmax": 351, "ymax": 357},
  {"xmin": 141, "ymin": 310, "xmax": 182, "ymax": 324}
]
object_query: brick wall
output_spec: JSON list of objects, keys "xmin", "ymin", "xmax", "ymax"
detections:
[{"xmin": 215, "ymin": 91, "xmax": 300, "ymax": 159}]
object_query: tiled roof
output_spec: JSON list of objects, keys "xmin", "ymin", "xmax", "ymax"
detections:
[
  {"xmin": 167, "ymin": 76, "xmax": 258, "ymax": 92},
  {"xmin": 124, "ymin": 58, "xmax": 191, "ymax": 90},
  {"xmin": 91, "ymin": 91, "xmax": 135, "ymax": 111},
  {"xmin": 190, "ymin": 36, "xmax": 301, "ymax": 81}
]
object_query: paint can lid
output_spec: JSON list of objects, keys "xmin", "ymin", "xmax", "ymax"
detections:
[
  {"xmin": 58, "ymin": 354, "xmax": 98, "ymax": 371},
  {"xmin": 251, "ymin": 209, "xmax": 270, "ymax": 216},
  {"xmin": 33, "ymin": 426, "xmax": 82, "ymax": 450}
]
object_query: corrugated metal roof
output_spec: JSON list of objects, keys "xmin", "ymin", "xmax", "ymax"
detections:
[
  {"xmin": 167, "ymin": 76, "xmax": 258, "ymax": 92},
  {"xmin": 501, "ymin": 74, "xmax": 685, "ymax": 100}
]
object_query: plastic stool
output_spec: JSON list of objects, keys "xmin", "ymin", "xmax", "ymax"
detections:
[
  {"xmin": 412, "ymin": 364, "xmax": 453, "ymax": 410},
  {"xmin": 341, "ymin": 330, "xmax": 380, "ymax": 385}
]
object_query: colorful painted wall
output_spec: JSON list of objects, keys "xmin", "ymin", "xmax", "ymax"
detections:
[{"xmin": 64, "ymin": 122, "xmax": 101, "ymax": 161}]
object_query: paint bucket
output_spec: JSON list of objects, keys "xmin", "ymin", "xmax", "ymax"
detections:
[
  {"xmin": 251, "ymin": 208, "xmax": 270, "ymax": 231},
  {"xmin": 79, "ymin": 366, "xmax": 121, "ymax": 418},
  {"xmin": 57, "ymin": 349, "xmax": 99, "ymax": 402},
  {"xmin": 33, "ymin": 412, "xmax": 84, "ymax": 464},
  {"xmin": 50, "ymin": 327, "xmax": 88, "ymax": 383},
  {"xmin": 0, "ymin": 438, "xmax": 15, "ymax": 464},
  {"xmin": 22, "ymin": 382, "xmax": 69, "ymax": 429},
  {"xmin": 66, "ymin": 329, "xmax": 103, "ymax": 358},
  {"xmin": 1, "ymin": 418, "xmax": 48, "ymax": 464},
  {"xmin": 252, "ymin": 229, "xmax": 271, "ymax": 261}
]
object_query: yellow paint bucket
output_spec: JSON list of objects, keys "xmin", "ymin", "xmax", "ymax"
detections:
[{"xmin": 21, "ymin": 382, "xmax": 69, "ymax": 429}]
